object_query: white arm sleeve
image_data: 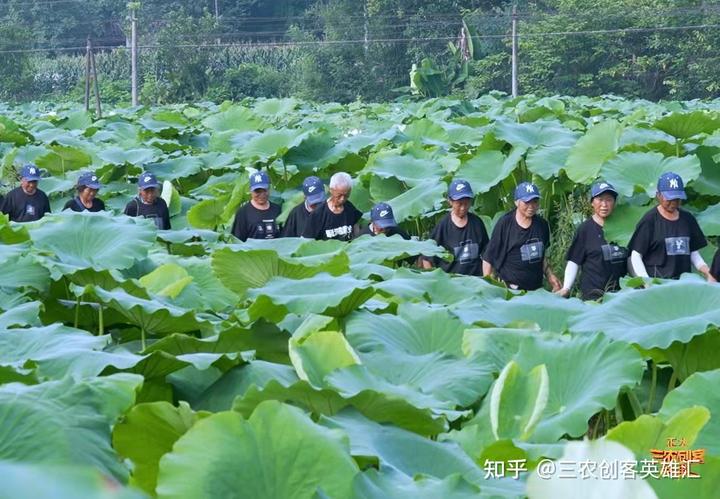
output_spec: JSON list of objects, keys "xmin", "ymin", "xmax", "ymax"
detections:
[
  {"xmin": 691, "ymin": 250, "xmax": 708, "ymax": 270},
  {"xmin": 562, "ymin": 261, "xmax": 579, "ymax": 291},
  {"xmin": 630, "ymin": 250, "xmax": 649, "ymax": 278}
]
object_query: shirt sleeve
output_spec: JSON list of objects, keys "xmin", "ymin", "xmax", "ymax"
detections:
[
  {"xmin": 231, "ymin": 206, "xmax": 248, "ymax": 241},
  {"xmin": 566, "ymin": 224, "xmax": 585, "ymax": 265},
  {"xmin": 1, "ymin": 193, "xmax": 13, "ymax": 216},
  {"xmin": 482, "ymin": 216, "xmax": 505, "ymax": 267},
  {"xmin": 687, "ymin": 213, "xmax": 707, "ymax": 252},
  {"xmin": 711, "ymin": 248, "xmax": 720, "ymax": 280},
  {"xmin": 123, "ymin": 200, "xmax": 137, "ymax": 217}
]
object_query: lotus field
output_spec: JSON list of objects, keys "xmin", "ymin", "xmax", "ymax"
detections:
[{"xmin": 2, "ymin": 95, "xmax": 720, "ymax": 498}]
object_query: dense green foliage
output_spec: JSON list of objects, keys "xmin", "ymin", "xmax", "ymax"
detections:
[{"xmin": 1, "ymin": 95, "xmax": 720, "ymax": 496}]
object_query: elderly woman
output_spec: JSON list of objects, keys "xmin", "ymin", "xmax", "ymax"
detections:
[
  {"xmin": 1, "ymin": 164, "xmax": 51, "ymax": 222},
  {"xmin": 63, "ymin": 171, "xmax": 105, "ymax": 212},
  {"xmin": 628, "ymin": 172, "xmax": 714, "ymax": 281},
  {"xmin": 302, "ymin": 172, "xmax": 361, "ymax": 241},
  {"xmin": 123, "ymin": 172, "xmax": 171, "ymax": 230},
  {"xmin": 483, "ymin": 182, "xmax": 561, "ymax": 291},
  {"xmin": 231, "ymin": 170, "xmax": 281, "ymax": 241},
  {"xmin": 422, "ymin": 178, "xmax": 488, "ymax": 275},
  {"xmin": 557, "ymin": 181, "xmax": 627, "ymax": 300}
]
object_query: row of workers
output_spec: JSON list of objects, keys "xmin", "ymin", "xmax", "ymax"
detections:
[{"xmin": 3, "ymin": 164, "xmax": 718, "ymax": 299}]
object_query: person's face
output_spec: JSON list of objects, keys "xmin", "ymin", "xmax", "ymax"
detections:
[
  {"xmin": 657, "ymin": 193, "xmax": 680, "ymax": 213},
  {"xmin": 329, "ymin": 186, "xmax": 351, "ymax": 207},
  {"xmin": 306, "ymin": 200, "xmax": 321, "ymax": 212},
  {"xmin": 79, "ymin": 187, "xmax": 98, "ymax": 201},
  {"xmin": 591, "ymin": 193, "xmax": 616, "ymax": 219},
  {"xmin": 139, "ymin": 187, "xmax": 157, "ymax": 204},
  {"xmin": 515, "ymin": 198, "xmax": 539, "ymax": 217},
  {"xmin": 371, "ymin": 223, "xmax": 385, "ymax": 235},
  {"xmin": 449, "ymin": 198, "xmax": 471, "ymax": 218},
  {"xmin": 251, "ymin": 188, "xmax": 269, "ymax": 204},
  {"xmin": 21, "ymin": 179, "xmax": 37, "ymax": 195}
]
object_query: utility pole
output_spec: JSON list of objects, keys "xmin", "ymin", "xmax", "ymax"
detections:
[
  {"xmin": 84, "ymin": 38, "xmax": 91, "ymax": 111},
  {"xmin": 214, "ymin": 0, "xmax": 220, "ymax": 45},
  {"xmin": 84, "ymin": 38, "xmax": 102, "ymax": 118},
  {"xmin": 511, "ymin": 5, "xmax": 518, "ymax": 98},
  {"xmin": 129, "ymin": 2, "xmax": 139, "ymax": 106}
]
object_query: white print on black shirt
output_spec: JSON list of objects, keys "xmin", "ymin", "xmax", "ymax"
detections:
[
  {"xmin": 520, "ymin": 239, "xmax": 544, "ymax": 264},
  {"xmin": 665, "ymin": 236, "xmax": 690, "ymax": 256},
  {"xmin": 25, "ymin": 204, "xmax": 35, "ymax": 216},
  {"xmin": 601, "ymin": 244, "xmax": 627, "ymax": 263},
  {"xmin": 453, "ymin": 240, "xmax": 479, "ymax": 264},
  {"xmin": 325, "ymin": 225, "xmax": 352, "ymax": 239}
]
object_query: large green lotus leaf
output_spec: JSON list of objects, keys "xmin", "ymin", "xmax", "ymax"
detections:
[
  {"xmin": 159, "ymin": 257, "xmax": 236, "ymax": 312},
  {"xmin": 569, "ymin": 281, "xmax": 720, "ymax": 349},
  {"xmin": 0, "ymin": 374, "xmax": 142, "ymax": 480},
  {"xmin": 690, "ymin": 146, "xmax": 720, "ymax": 196},
  {"xmin": 454, "ymin": 148, "xmax": 524, "ymax": 194},
  {"xmin": 490, "ymin": 361, "xmax": 549, "ymax": 441},
  {"xmin": 201, "ymin": 105, "xmax": 266, "ymax": 132},
  {"xmin": 186, "ymin": 196, "xmax": 229, "ymax": 229},
  {"xmin": 600, "ymin": 151, "xmax": 701, "ymax": 197},
  {"xmin": 254, "ymin": 98, "xmax": 299, "ymax": 116},
  {"xmin": 650, "ymin": 456, "xmax": 720, "ymax": 499},
  {"xmin": 400, "ymin": 118, "xmax": 450, "ymax": 145},
  {"xmin": 289, "ymin": 330, "xmax": 360, "ymax": 387},
  {"xmin": 463, "ymin": 327, "xmax": 548, "ymax": 372},
  {"xmin": 86, "ymin": 286, "xmax": 208, "ymax": 337},
  {"xmin": 452, "ymin": 291, "xmax": 587, "ymax": 332},
  {"xmin": 0, "ymin": 301, "xmax": 41, "ymax": 328},
  {"xmin": 283, "ymin": 130, "xmax": 336, "ymax": 170},
  {"xmin": 345, "ymin": 235, "xmax": 445, "ymax": 265},
  {"xmin": 663, "ymin": 328, "xmax": 720, "ymax": 381},
  {"xmin": 620, "ymin": 126, "xmax": 676, "ymax": 150},
  {"xmin": 602, "ymin": 202, "xmax": 650, "ymax": 247},
  {"xmin": 156, "ymin": 402, "xmax": 358, "ymax": 499},
  {"xmin": 345, "ymin": 303, "xmax": 466, "ymax": 357},
  {"xmin": 0, "ymin": 214, "xmax": 30, "ymax": 244},
  {"xmin": 382, "ymin": 179, "xmax": 447, "ymax": 223},
  {"xmin": 247, "ymin": 273, "xmax": 374, "ymax": 322},
  {"xmin": 658, "ymin": 370, "xmax": 720, "ymax": 455},
  {"xmin": 526, "ymin": 144, "xmax": 573, "ymax": 180},
  {"xmin": 211, "ymin": 247, "xmax": 349, "ymax": 296},
  {"xmin": 139, "ymin": 263, "xmax": 193, "ymax": 299},
  {"xmin": 363, "ymin": 152, "xmax": 442, "ymax": 187},
  {"xmin": 29, "ymin": 212, "xmax": 156, "ymax": 276},
  {"xmin": 564, "ymin": 120, "xmax": 621, "ymax": 183},
  {"xmin": 374, "ymin": 268, "xmax": 507, "ymax": 304},
  {"xmin": 696, "ymin": 203, "xmax": 720, "ymax": 236},
  {"xmin": 113, "ymin": 401, "xmax": 207, "ymax": 495},
  {"xmin": 0, "ymin": 116, "xmax": 32, "ymax": 145},
  {"xmin": 0, "ymin": 254, "xmax": 50, "ymax": 291},
  {"xmin": 654, "ymin": 110, "xmax": 720, "ymax": 139},
  {"xmin": 98, "ymin": 146, "xmax": 161, "ymax": 166},
  {"xmin": 147, "ymin": 156, "xmax": 204, "ymax": 181},
  {"xmin": 0, "ymin": 461, "xmax": 145, "ymax": 499},
  {"xmin": 35, "ymin": 144, "xmax": 92, "ymax": 175},
  {"xmin": 442, "ymin": 122, "xmax": 486, "ymax": 145},
  {"xmin": 493, "ymin": 119, "xmax": 579, "ymax": 149},
  {"xmin": 514, "ymin": 334, "xmax": 645, "ymax": 442},
  {"xmin": 525, "ymin": 439, "xmax": 656, "ymax": 499},
  {"xmin": 237, "ymin": 129, "xmax": 310, "ymax": 163},
  {"xmin": 353, "ymin": 469, "xmax": 482, "ymax": 499}
]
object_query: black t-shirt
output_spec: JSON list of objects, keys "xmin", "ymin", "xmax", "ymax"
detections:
[
  {"xmin": 63, "ymin": 197, "xmax": 106, "ymax": 212},
  {"xmin": 628, "ymin": 207, "xmax": 706, "ymax": 279},
  {"xmin": 0, "ymin": 187, "xmax": 51, "ymax": 222},
  {"xmin": 302, "ymin": 201, "xmax": 362, "ymax": 241},
  {"xmin": 566, "ymin": 218, "xmax": 628, "ymax": 300},
  {"xmin": 359, "ymin": 225, "xmax": 411, "ymax": 239},
  {"xmin": 711, "ymin": 248, "xmax": 720, "ymax": 281},
  {"xmin": 282, "ymin": 202, "xmax": 313, "ymax": 238},
  {"xmin": 428, "ymin": 212, "xmax": 489, "ymax": 276},
  {"xmin": 483, "ymin": 209, "xmax": 550, "ymax": 291},
  {"xmin": 123, "ymin": 197, "xmax": 171, "ymax": 230},
  {"xmin": 231, "ymin": 202, "xmax": 281, "ymax": 241}
]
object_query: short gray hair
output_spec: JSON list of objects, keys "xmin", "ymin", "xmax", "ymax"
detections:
[{"xmin": 329, "ymin": 172, "xmax": 353, "ymax": 190}]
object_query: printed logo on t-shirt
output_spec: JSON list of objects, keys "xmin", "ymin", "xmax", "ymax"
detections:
[
  {"xmin": 453, "ymin": 240, "xmax": 479, "ymax": 265},
  {"xmin": 325, "ymin": 225, "xmax": 352, "ymax": 240},
  {"xmin": 665, "ymin": 236, "xmax": 690, "ymax": 256},
  {"xmin": 601, "ymin": 244, "xmax": 627, "ymax": 264},
  {"xmin": 25, "ymin": 205, "xmax": 35, "ymax": 216},
  {"xmin": 256, "ymin": 219, "xmax": 278, "ymax": 239},
  {"xmin": 520, "ymin": 239, "xmax": 544, "ymax": 264}
]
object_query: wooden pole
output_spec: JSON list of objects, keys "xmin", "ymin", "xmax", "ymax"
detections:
[
  {"xmin": 131, "ymin": 10, "xmax": 138, "ymax": 106},
  {"xmin": 84, "ymin": 37, "xmax": 91, "ymax": 111},
  {"xmin": 89, "ymin": 40, "xmax": 102, "ymax": 118},
  {"xmin": 511, "ymin": 5, "xmax": 518, "ymax": 98}
]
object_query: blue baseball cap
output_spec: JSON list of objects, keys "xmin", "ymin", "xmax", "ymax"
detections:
[
  {"xmin": 657, "ymin": 172, "xmax": 686, "ymax": 200},
  {"xmin": 249, "ymin": 171, "xmax": 270, "ymax": 191},
  {"xmin": 77, "ymin": 171, "xmax": 102, "ymax": 190},
  {"xmin": 515, "ymin": 182, "xmax": 541, "ymax": 202},
  {"xmin": 21, "ymin": 164, "xmax": 41, "ymax": 181},
  {"xmin": 303, "ymin": 176, "xmax": 325, "ymax": 205},
  {"xmin": 138, "ymin": 172, "xmax": 159, "ymax": 190},
  {"xmin": 590, "ymin": 180, "xmax": 617, "ymax": 199},
  {"xmin": 448, "ymin": 179, "xmax": 474, "ymax": 200},
  {"xmin": 370, "ymin": 202, "xmax": 398, "ymax": 229}
]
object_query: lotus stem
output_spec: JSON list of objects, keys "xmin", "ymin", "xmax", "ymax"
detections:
[
  {"xmin": 591, "ymin": 411, "xmax": 602, "ymax": 439},
  {"xmin": 98, "ymin": 304, "xmax": 104, "ymax": 336},
  {"xmin": 74, "ymin": 295, "xmax": 81, "ymax": 329},
  {"xmin": 646, "ymin": 360, "xmax": 657, "ymax": 414},
  {"xmin": 141, "ymin": 327, "xmax": 146, "ymax": 352},
  {"xmin": 668, "ymin": 370, "xmax": 678, "ymax": 393}
]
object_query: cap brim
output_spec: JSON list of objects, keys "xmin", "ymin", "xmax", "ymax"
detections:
[
  {"xmin": 23, "ymin": 176, "xmax": 41, "ymax": 181},
  {"xmin": 140, "ymin": 183, "xmax": 159, "ymax": 190},
  {"xmin": 306, "ymin": 192, "xmax": 326, "ymax": 205},
  {"xmin": 517, "ymin": 194, "xmax": 541, "ymax": 202},
  {"xmin": 449, "ymin": 192, "xmax": 474, "ymax": 200},
  {"xmin": 660, "ymin": 190, "xmax": 686, "ymax": 200},
  {"xmin": 592, "ymin": 188, "xmax": 617, "ymax": 198},
  {"xmin": 373, "ymin": 218, "xmax": 397, "ymax": 229},
  {"xmin": 251, "ymin": 183, "xmax": 270, "ymax": 191}
]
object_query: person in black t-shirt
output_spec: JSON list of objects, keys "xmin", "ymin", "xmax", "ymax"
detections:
[
  {"xmin": 231, "ymin": 170, "xmax": 282, "ymax": 241},
  {"xmin": 628, "ymin": 172, "xmax": 714, "ymax": 281},
  {"xmin": 1, "ymin": 164, "xmax": 51, "ymax": 222},
  {"xmin": 302, "ymin": 172, "xmax": 361, "ymax": 241},
  {"xmin": 282, "ymin": 175, "xmax": 325, "ymax": 237},
  {"xmin": 123, "ymin": 172, "xmax": 171, "ymax": 230},
  {"xmin": 558, "ymin": 181, "xmax": 627, "ymax": 300},
  {"xmin": 359, "ymin": 202, "xmax": 411, "ymax": 239},
  {"xmin": 421, "ymin": 179, "xmax": 489, "ymax": 276},
  {"xmin": 63, "ymin": 171, "xmax": 106, "ymax": 212},
  {"xmin": 482, "ymin": 182, "xmax": 561, "ymax": 291},
  {"xmin": 710, "ymin": 248, "xmax": 720, "ymax": 281}
]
